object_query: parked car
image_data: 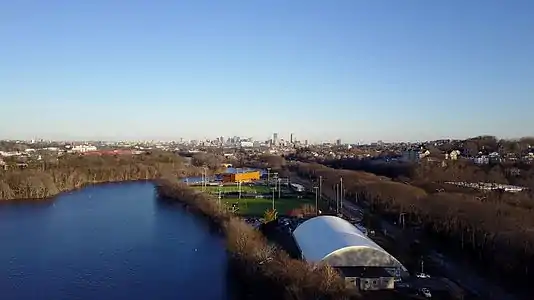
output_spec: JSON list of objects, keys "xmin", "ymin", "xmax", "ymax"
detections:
[
  {"xmin": 416, "ymin": 272, "xmax": 431, "ymax": 279},
  {"xmin": 420, "ymin": 287, "xmax": 432, "ymax": 298}
]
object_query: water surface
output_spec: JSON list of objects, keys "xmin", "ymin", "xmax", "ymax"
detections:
[{"xmin": 0, "ymin": 182, "xmax": 228, "ymax": 300}]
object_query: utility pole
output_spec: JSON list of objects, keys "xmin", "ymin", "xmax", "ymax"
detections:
[
  {"xmin": 313, "ymin": 186, "xmax": 319, "ymax": 216},
  {"xmin": 399, "ymin": 212, "xmax": 407, "ymax": 229},
  {"xmin": 420, "ymin": 258, "xmax": 425, "ymax": 274}
]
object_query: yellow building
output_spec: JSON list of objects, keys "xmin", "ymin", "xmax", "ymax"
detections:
[{"xmin": 221, "ymin": 171, "xmax": 261, "ymax": 183}]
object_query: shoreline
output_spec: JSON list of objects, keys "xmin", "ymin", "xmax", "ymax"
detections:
[{"xmin": 0, "ymin": 179, "xmax": 157, "ymax": 202}]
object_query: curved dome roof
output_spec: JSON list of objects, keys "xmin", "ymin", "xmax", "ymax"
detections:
[{"xmin": 293, "ymin": 215, "xmax": 406, "ymax": 270}]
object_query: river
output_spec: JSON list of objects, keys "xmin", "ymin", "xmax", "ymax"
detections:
[{"xmin": 0, "ymin": 182, "xmax": 229, "ymax": 300}]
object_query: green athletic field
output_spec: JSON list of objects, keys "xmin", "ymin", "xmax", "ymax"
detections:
[{"xmin": 221, "ymin": 197, "xmax": 315, "ymax": 216}]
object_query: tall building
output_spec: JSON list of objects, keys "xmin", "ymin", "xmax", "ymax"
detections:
[
  {"xmin": 273, "ymin": 133, "xmax": 278, "ymax": 146},
  {"xmin": 290, "ymin": 133, "xmax": 294, "ymax": 143},
  {"xmin": 336, "ymin": 139, "xmax": 342, "ymax": 146}
]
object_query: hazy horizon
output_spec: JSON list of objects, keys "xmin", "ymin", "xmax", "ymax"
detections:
[
  {"xmin": 2, "ymin": 133, "xmax": 533, "ymax": 145},
  {"xmin": 1, "ymin": 1, "xmax": 533, "ymax": 143}
]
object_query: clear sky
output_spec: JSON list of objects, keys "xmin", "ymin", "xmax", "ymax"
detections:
[{"xmin": 1, "ymin": 0, "xmax": 533, "ymax": 143}]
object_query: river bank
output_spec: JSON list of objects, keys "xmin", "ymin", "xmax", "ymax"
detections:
[
  {"xmin": 155, "ymin": 179, "xmax": 354, "ymax": 300},
  {"xmin": 0, "ymin": 154, "xmax": 208, "ymax": 201}
]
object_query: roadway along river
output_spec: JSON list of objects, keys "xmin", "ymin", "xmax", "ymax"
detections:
[
  {"xmin": 291, "ymin": 173, "xmax": 520, "ymax": 300},
  {"xmin": 0, "ymin": 182, "xmax": 230, "ymax": 300}
]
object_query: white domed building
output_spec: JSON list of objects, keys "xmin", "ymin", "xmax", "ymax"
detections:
[{"xmin": 292, "ymin": 215, "xmax": 407, "ymax": 291}]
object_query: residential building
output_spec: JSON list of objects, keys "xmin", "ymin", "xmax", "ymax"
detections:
[{"xmin": 71, "ymin": 145, "xmax": 97, "ymax": 153}]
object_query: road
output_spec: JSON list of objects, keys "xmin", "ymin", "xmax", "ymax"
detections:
[
  {"xmin": 290, "ymin": 176, "xmax": 364, "ymax": 219},
  {"xmin": 291, "ymin": 174, "xmax": 521, "ymax": 300}
]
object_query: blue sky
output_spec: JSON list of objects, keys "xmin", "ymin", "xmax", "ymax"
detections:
[{"xmin": 1, "ymin": 0, "xmax": 533, "ymax": 143}]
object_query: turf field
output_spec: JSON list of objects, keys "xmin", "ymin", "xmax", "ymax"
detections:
[{"xmin": 221, "ymin": 197, "xmax": 315, "ymax": 216}]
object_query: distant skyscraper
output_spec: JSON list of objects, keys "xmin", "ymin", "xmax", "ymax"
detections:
[
  {"xmin": 336, "ymin": 139, "xmax": 341, "ymax": 146},
  {"xmin": 273, "ymin": 133, "xmax": 278, "ymax": 146},
  {"xmin": 290, "ymin": 133, "xmax": 294, "ymax": 143}
]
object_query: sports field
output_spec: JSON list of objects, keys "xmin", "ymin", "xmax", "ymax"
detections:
[
  {"xmin": 221, "ymin": 197, "xmax": 315, "ymax": 216},
  {"xmin": 191, "ymin": 184, "xmax": 271, "ymax": 194}
]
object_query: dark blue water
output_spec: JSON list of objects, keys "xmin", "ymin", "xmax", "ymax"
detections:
[{"xmin": 0, "ymin": 182, "xmax": 229, "ymax": 300}]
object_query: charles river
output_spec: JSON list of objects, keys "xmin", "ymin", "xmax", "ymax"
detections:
[{"xmin": 0, "ymin": 182, "xmax": 230, "ymax": 300}]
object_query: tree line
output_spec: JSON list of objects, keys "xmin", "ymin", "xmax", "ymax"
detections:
[
  {"xmin": 290, "ymin": 161, "xmax": 534, "ymax": 293},
  {"xmin": 0, "ymin": 152, "xmax": 205, "ymax": 201},
  {"xmin": 434, "ymin": 135, "xmax": 534, "ymax": 157},
  {"xmin": 325, "ymin": 156, "xmax": 534, "ymax": 189}
]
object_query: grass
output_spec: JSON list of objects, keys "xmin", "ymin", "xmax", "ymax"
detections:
[
  {"xmin": 221, "ymin": 197, "xmax": 315, "ymax": 216},
  {"xmin": 191, "ymin": 184, "xmax": 271, "ymax": 194}
]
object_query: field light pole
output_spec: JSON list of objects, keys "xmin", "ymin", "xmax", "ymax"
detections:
[
  {"xmin": 278, "ymin": 178, "xmax": 281, "ymax": 199},
  {"xmin": 319, "ymin": 175, "xmax": 323, "ymax": 202},
  {"xmin": 341, "ymin": 188, "xmax": 346, "ymax": 210},
  {"xmin": 272, "ymin": 187, "xmax": 275, "ymax": 210},
  {"xmin": 218, "ymin": 184, "xmax": 222, "ymax": 207},
  {"xmin": 238, "ymin": 181, "xmax": 242, "ymax": 201},
  {"xmin": 335, "ymin": 183, "xmax": 339, "ymax": 215},
  {"xmin": 267, "ymin": 168, "xmax": 271, "ymax": 185},
  {"xmin": 313, "ymin": 186, "xmax": 319, "ymax": 216},
  {"xmin": 339, "ymin": 177, "xmax": 344, "ymax": 212},
  {"xmin": 201, "ymin": 169, "xmax": 205, "ymax": 191},
  {"xmin": 202, "ymin": 166, "xmax": 208, "ymax": 192}
]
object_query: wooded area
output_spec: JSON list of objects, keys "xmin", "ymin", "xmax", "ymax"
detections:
[
  {"xmin": 291, "ymin": 160, "xmax": 534, "ymax": 291},
  {"xmin": 0, "ymin": 152, "xmax": 202, "ymax": 201}
]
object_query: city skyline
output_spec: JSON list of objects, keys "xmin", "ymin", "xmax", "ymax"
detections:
[
  {"xmin": 1, "ymin": 132, "xmax": 531, "ymax": 145},
  {"xmin": 1, "ymin": 1, "xmax": 533, "ymax": 142}
]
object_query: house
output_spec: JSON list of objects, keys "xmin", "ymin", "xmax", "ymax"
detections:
[
  {"xmin": 448, "ymin": 150, "xmax": 461, "ymax": 160},
  {"xmin": 473, "ymin": 156, "xmax": 489, "ymax": 165},
  {"xmin": 488, "ymin": 152, "xmax": 502, "ymax": 164},
  {"xmin": 71, "ymin": 145, "xmax": 98, "ymax": 153},
  {"xmin": 401, "ymin": 149, "xmax": 430, "ymax": 162}
]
